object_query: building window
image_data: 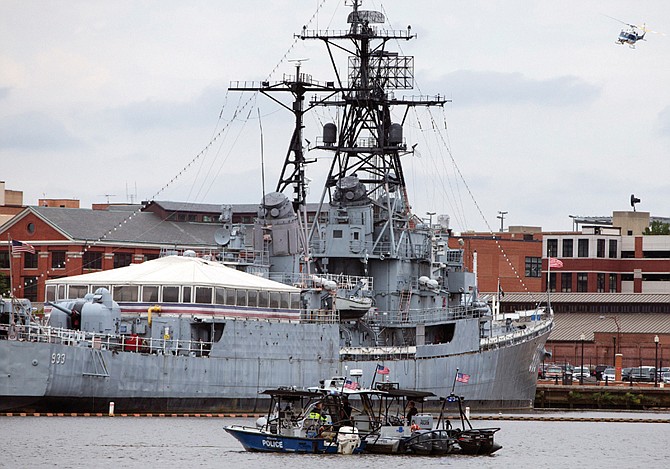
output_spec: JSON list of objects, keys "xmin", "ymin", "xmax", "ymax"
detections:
[
  {"xmin": 609, "ymin": 274, "xmax": 617, "ymax": 292},
  {"xmin": 596, "ymin": 273, "xmax": 605, "ymax": 292},
  {"xmin": 142, "ymin": 286, "xmax": 159, "ymax": 302},
  {"xmin": 248, "ymin": 290, "xmax": 258, "ymax": 307},
  {"xmin": 333, "ymin": 230, "xmax": 343, "ymax": 239},
  {"xmin": 144, "ymin": 253, "xmax": 159, "ymax": 262},
  {"xmin": 236, "ymin": 289, "xmax": 247, "ymax": 307},
  {"xmin": 546, "ymin": 239, "xmax": 558, "ymax": 257},
  {"xmin": 51, "ymin": 251, "xmax": 66, "ymax": 269},
  {"xmin": 608, "ymin": 240, "xmax": 617, "ymax": 258},
  {"xmin": 114, "ymin": 252, "xmax": 133, "ymax": 269},
  {"xmin": 561, "ymin": 273, "xmax": 572, "ymax": 292},
  {"xmin": 23, "ymin": 252, "xmax": 38, "ymax": 269},
  {"xmin": 113, "ymin": 285, "xmax": 138, "ymax": 302},
  {"xmin": 83, "ymin": 251, "xmax": 103, "ymax": 270},
  {"xmin": 68, "ymin": 285, "xmax": 88, "ymax": 298},
  {"xmin": 597, "ymin": 239, "xmax": 605, "ymax": 258},
  {"xmin": 578, "ymin": 239, "xmax": 589, "ymax": 257},
  {"xmin": 195, "ymin": 286, "xmax": 213, "ymax": 304},
  {"xmin": 23, "ymin": 276, "xmax": 38, "ymax": 302},
  {"xmin": 0, "ymin": 251, "xmax": 9, "ymax": 269},
  {"xmin": 525, "ymin": 257, "xmax": 541, "ymax": 277},
  {"xmin": 225, "ymin": 288, "xmax": 236, "ymax": 306},
  {"xmin": 162, "ymin": 286, "xmax": 180, "ymax": 303},
  {"xmin": 562, "ymin": 239, "xmax": 573, "ymax": 257},
  {"xmin": 548, "ymin": 273, "xmax": 557, "ymax": 292},
  {"xmin": 577, "ymin": 273, "xmax": 588, "ymax": 292}
]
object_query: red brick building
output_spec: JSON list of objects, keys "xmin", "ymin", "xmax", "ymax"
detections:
[
  {"xmin": 0, "ymin": 204, "xmax": 224, "ymax": 303},
  {"xmin": 449, "ymin": 226, "xmax": 543, "ymax": 294}
]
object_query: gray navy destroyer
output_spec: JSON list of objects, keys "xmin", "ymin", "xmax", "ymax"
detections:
[{"xmin": 0, "ymin": 1, "xmax": 552, "ymax": 414}]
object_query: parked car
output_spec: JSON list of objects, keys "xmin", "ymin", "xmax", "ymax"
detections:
[
  {"xmin": 661, "ymin": 371, "xmax": 670, "ymax": 384},
  {"xmin": 573, "ymin": 366, "xmax": 590, "ymax": 380},
  {"xmin": 544, "ymin": 365, "xmax": 563, "ymax": 379},
  {"xmin": 594, "ymin": 365, "xmax": 610, "ymax": 381},
  {"xmin": 622, "ymin": 367, "xmax": 633, "ymax": 381},
  {"xmin": 602, "ymin": 367, "xmax": 616, "ymax": 381},
  {"xmin": 630, "ymin": 366, "xmax": 656, "ymax": 382}
]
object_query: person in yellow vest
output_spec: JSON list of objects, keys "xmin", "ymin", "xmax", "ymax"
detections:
[
  {"xmin": 308, "ymin": 402, "xmax": 329, "ymax": 423},
  {"xmin": 308, "ymin": 402, "xmax": 335, "ymax": 439}
]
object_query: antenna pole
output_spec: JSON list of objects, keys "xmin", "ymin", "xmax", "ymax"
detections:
[{"xmin": 258, "ymin": 108, "xmax": 266, "ymax": 207}]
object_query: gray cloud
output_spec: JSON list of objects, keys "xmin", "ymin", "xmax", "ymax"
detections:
[
  {"xmin": 435, "ymin": 70, "xmax": 602, "ymax": 107},
  {"xmin": 0, "ymin": 112, "xmax": 80, "ymax": 150},
  {"xmin": 103, "ymin": 86, "xmax": 227, "ymax": 132}
]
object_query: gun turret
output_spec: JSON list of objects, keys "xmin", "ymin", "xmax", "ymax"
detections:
[{"xmin": 47, "ymin": 288, "xmax": 120, "ymax": 334}]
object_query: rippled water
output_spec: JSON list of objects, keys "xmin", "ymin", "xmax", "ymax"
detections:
[{"xmin": 1, "ymin": 412, "xmax": 668, "ymax": 468}]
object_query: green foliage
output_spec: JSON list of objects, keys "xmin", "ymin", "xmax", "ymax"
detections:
[{"xmin": 643, "ymin": 220, "xmax": 670, "ymax": 235}]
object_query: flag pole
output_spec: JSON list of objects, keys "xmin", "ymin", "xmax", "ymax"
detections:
[
  {"xmin": 7, "ymin": 234, "xmax": 16, "ymax": 328},
  {"xmin": 450, "ymin": 367, "xmax": 459, "ymax": 394},
  {"xmin": 547, "ymin": 256, "xmax": 551, "ymax": 311}
]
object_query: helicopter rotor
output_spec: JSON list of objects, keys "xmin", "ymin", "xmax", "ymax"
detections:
[{"xmin": 604, "ymin": 14, "xmax": 637, "ymax": 29}]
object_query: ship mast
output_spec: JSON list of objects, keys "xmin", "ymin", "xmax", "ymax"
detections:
[
  {"xmin": 230, "ymin": 60, "xmax": 339, "ymax": 271},
  {"xmin": 229, "ymin": 62, "xmax": 337, "ymax": 213},
  {"xmin": 301, "ymin": 0, "xmax": 447, "ymax": 258}
]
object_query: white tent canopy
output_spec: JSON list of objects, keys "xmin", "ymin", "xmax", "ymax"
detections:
[{"xmin": 45, "ymin": 255, "xmax": 299, "ymax": 293}]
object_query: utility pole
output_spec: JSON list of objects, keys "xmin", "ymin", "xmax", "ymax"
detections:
[{"xmin": 497, "ymin": 211, "xmax": 508, "ymax": 232}]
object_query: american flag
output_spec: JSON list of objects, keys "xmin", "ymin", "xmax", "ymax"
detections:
[
  {"xmin": 344, "ymin": 379, "xmax": 358, "ymax": 390},
  {"xmin": 456, "ymin": 372, "xmax": 470, "ymax": 383},
  {"xmin": 376, "ymin": 364, "xmax": 390, "ymax": 375},
  {"xmin": 12, "ymin": 240, "xmax": 35, "ymax": 254}
]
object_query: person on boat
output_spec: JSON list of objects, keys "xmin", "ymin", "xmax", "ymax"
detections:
[
  {"xmin": 308, "ymin": 402, "xmax": 335, "ymax": 439},
  {"xmin": 308, "ymin": 402, "xmax": 328, "ymax": 423},
  {"xmin": 405, "ymin": 400, "xmax": 418, "ymax": 424}
]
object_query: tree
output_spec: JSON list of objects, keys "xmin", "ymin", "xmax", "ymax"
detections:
[{"xmin": 643, "ymin": 221, "xmax": 670, "ymax": 235}]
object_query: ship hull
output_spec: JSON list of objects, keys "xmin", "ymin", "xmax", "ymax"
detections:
[{"xmin": 0, "ymin": 323, "xmax": 549, "ymax": 413}]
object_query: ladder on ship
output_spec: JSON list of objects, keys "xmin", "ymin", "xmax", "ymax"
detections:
[
  {"xmin": 82, "ymin": 349, "xmax": 110, "ymax": 377},
  {"xmin": 399, "ymin": 290, "xmax": 412, "ymax": 322}
]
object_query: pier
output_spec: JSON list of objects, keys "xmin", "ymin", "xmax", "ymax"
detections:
[{"xmin": 536, "ymin": 381, "xmax": 670, "ymax": 410}]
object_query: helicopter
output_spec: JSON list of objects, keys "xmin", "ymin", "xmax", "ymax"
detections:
[{"xmin": 606, "ymin": 16, "xmax": 663, "ymax": 48}]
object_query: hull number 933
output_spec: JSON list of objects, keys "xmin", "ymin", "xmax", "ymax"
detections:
[{"xmin": 51, "ymin": 353, "xmax": 66, "ymax": 364}]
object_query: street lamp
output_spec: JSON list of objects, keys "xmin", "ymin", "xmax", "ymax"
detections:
[
  {"xmin": 580, "ymin": 333, "xmax": 585, "ymax": 385},
  {"xmin": 599, "ymin": 315, "xmax": 621, "ymax": 363},
  {"xmin": 655, "ymin": 335, "xmax": 659, "ymax": 387}
]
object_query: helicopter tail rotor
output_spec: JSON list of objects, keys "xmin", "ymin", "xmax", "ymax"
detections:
[{"xmin": 641, "ymin": 24, "xmax": 666, "ymax": 36}]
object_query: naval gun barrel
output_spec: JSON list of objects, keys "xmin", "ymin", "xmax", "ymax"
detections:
[{"xmin": 46, "ymin": 302, "xmax": 74, "ymax": 316}]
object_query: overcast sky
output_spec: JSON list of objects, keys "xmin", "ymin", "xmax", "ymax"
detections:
[{"xmin": 2, "ymin": 1, "xmax": 669, "ymax": 233}]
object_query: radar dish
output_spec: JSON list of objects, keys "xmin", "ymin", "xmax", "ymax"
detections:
[{"xmin": 215, "ymin": 227, "xmax": 231, "ymax": 246}]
